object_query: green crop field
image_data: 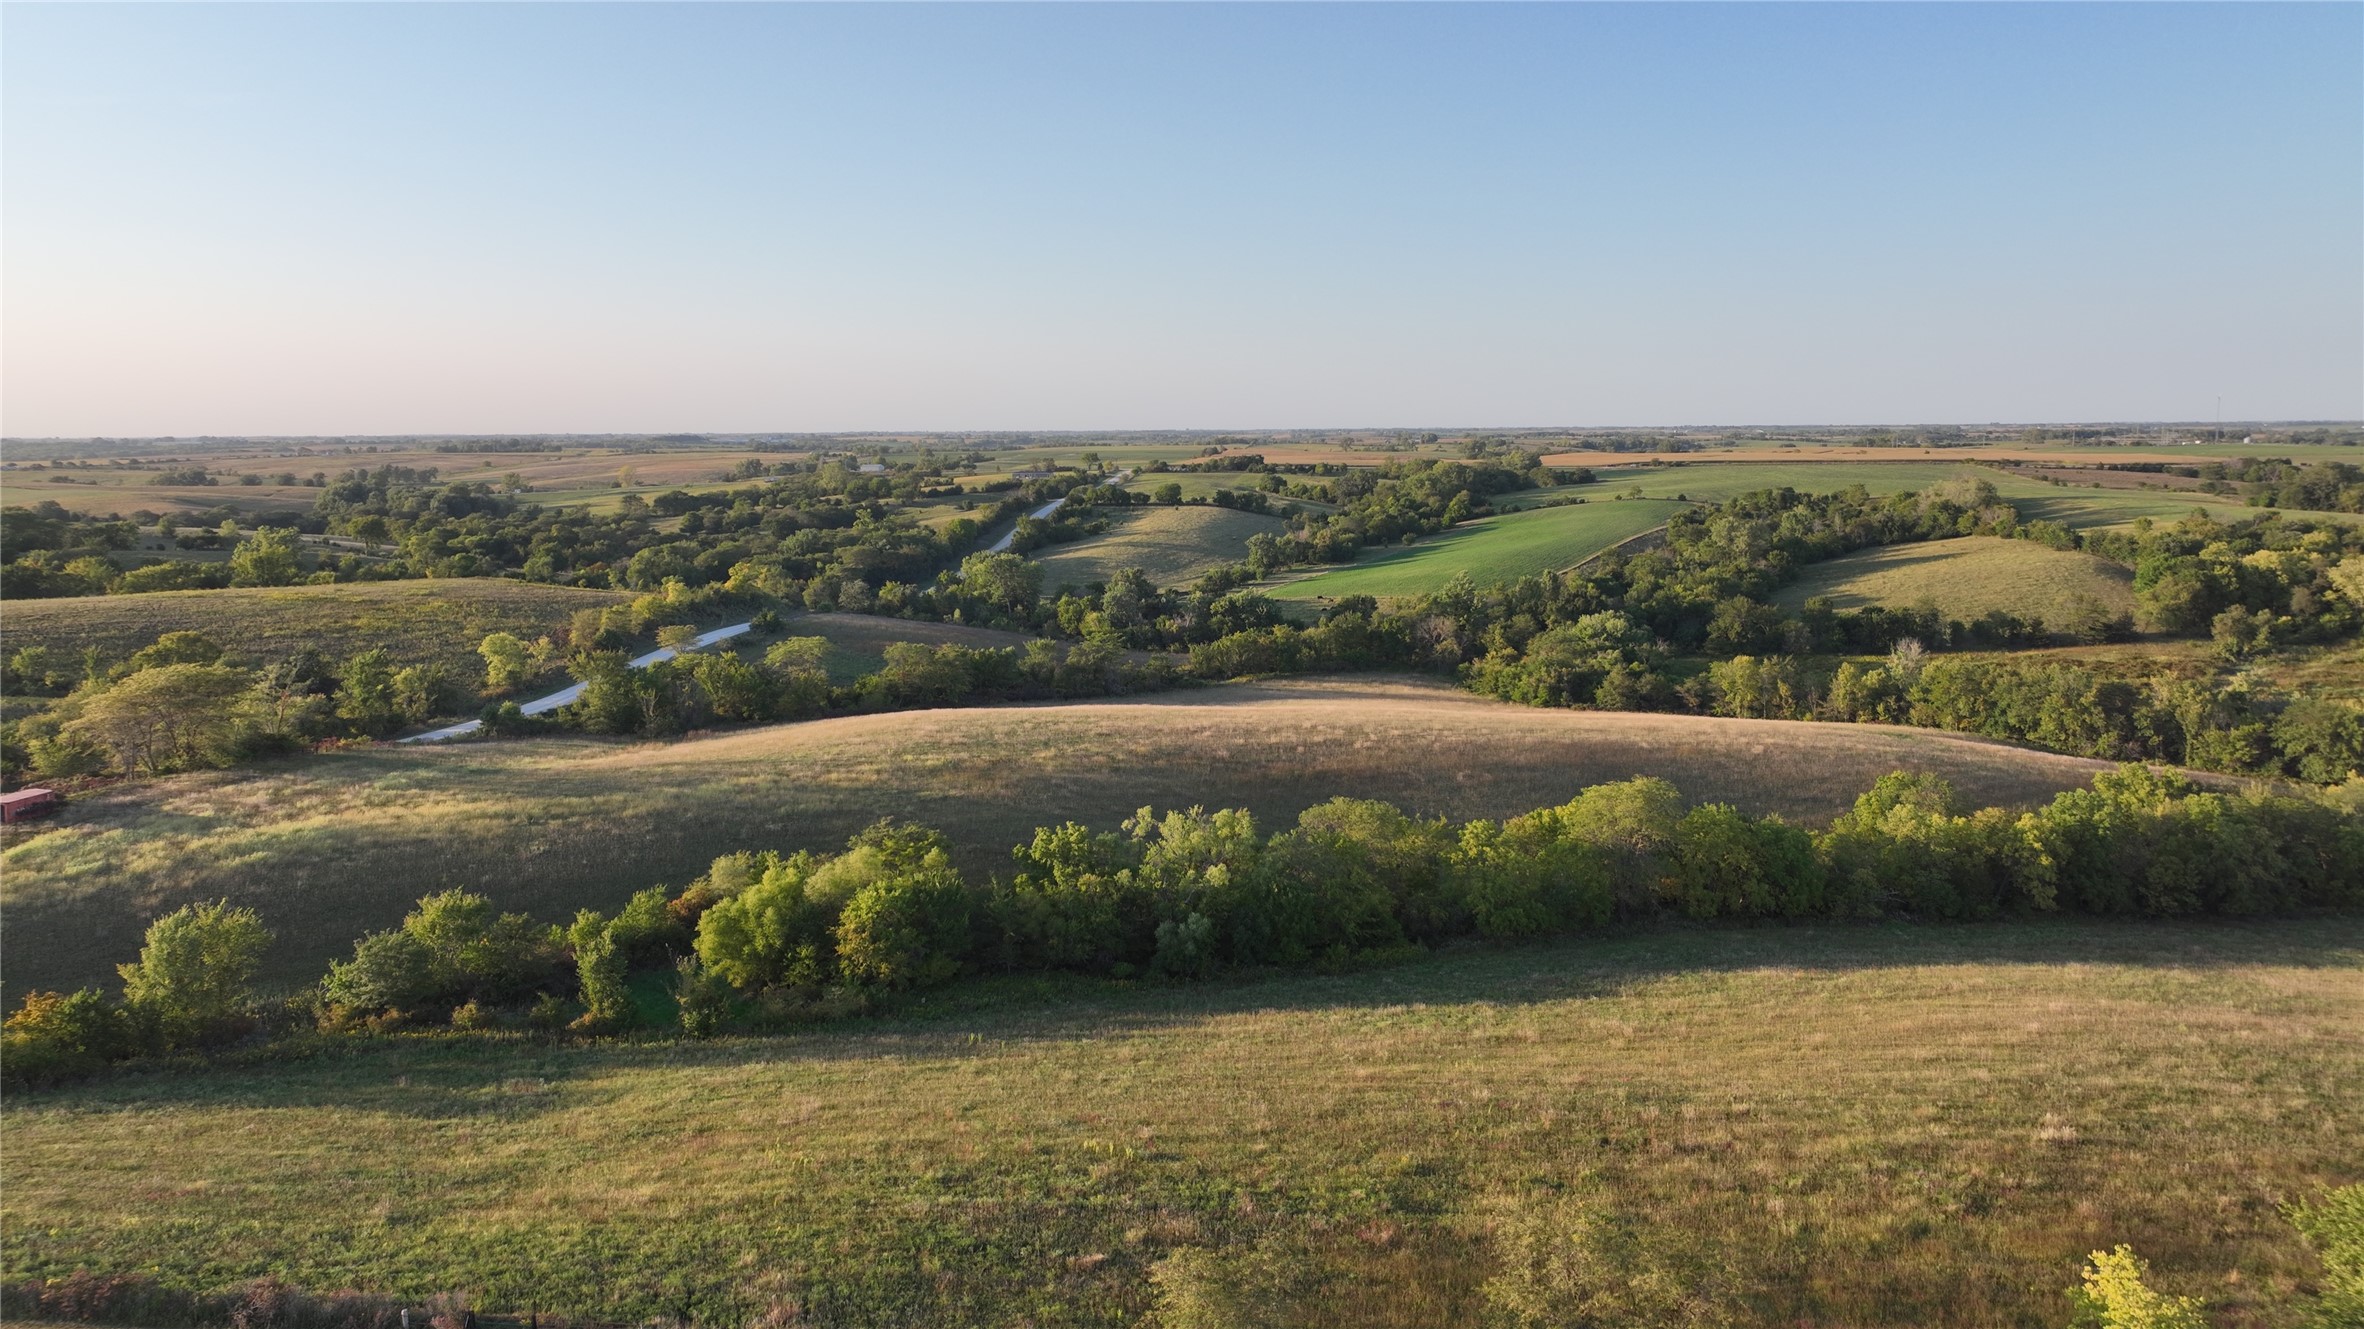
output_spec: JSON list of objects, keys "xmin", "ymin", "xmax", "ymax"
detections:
[
  {"xmin": 1, "ymin": 580, "xmax": 634, "ymax": 680},
  {"xmin": 1033, "ymin": 506, "xmax": 1289, "ymax": 590},
  {"xmin": 0, "ymin": 678, "xmax": 2176, "ymax": 995},
  {"xmin": 1268, "ymin": 500, "xmax": 1689, "ymax": 601},
  {"xmin": 1771, "ymin": 536, "xmax": 2137, "ymax": 627},
  {"xmin": 5, "ymin": 917, "xmax": 2356, "ymax": 1327}
]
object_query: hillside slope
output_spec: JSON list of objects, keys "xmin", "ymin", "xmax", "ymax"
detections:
[{"xmin": 3, "ymin": 678, "xmax": 2165, "ymax": 992}]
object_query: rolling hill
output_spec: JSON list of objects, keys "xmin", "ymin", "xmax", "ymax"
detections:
[
  {"xmin": 1771, "ymin": 536, "xmax": 2137, "ymax": 627},
  {"xmin": 1032, "ymin": 506, "xmax": 1290, "ymax": 590}
]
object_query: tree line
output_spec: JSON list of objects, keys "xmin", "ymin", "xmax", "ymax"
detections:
[{"xmin": 8, "ymin": 765, "xmax": 2356, "ymax": 1086}]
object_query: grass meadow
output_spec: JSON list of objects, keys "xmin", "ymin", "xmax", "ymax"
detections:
[
  {"xmin": 0, "ymin": 678, "xmax": 2168, "ymax": 995},
  {"xmin": 4, "ymin": 917, "xmax": 2357, "ymax": 1327},
  {"xmin": 1031, "ymin": 506, "xmax": 1290, "ymax": 590},
  {"xmin": 1267, "ymin": 500, "xmax": 1690, "ymax": 601},
  {"xmin": 2, "ymin": 580, "xmax": 634, "ymax": 679},
  {"xmin": 1771, "ymin": 536, "xmax": 2137, "ymax": 626}
]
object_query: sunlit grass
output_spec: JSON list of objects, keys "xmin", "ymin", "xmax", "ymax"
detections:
[{"xmin": 4, "ymin": 918, "xmax": 2355, "ymax": 1327}]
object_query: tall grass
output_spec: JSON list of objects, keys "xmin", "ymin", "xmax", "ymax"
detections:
[{"xmin": 4, "ymin": 919, "xmax": 2356, "ymax": 1327}]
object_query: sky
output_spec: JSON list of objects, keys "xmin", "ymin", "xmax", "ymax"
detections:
[{"xmin": 3, "ymin": 3, "xmax": 2359, "ymax": 437}]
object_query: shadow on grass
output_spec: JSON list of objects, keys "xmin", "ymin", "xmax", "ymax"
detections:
[{"xmin": 39, "ymin": 913, "xmax": 2363, "ymax": 1120}]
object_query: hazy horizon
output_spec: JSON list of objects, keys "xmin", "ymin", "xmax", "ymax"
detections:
[{"xmin": 5, "ymin": 3, "xmax": 2359, "ymax": 437}]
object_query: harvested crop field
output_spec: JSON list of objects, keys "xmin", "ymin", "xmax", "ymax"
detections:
[{"xmin": 3, "ymin": 677, "xmax": 2177, "ymax": 992}]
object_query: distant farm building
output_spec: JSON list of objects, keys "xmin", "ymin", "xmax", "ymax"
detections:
[{"xmin": 1, "ymin": 788, "xmax": 62, "ymax": 823}]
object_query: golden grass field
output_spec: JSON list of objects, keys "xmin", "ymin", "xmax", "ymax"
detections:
[
  {"xmin": 1771, "ymin": 535, "xmax": 2138, "ymax": 627},
  {"xmin": 1, "ymin": 678, "xmax": 2179, "ymax": 994},
  {"xmin": 4, "ymin": 917, "xmax": 2356, "ymax": 1327},
  {"xmin": 1032, "ymin": 506, "xmax": 1290, "ymax": 590},
  {"xmin": 2, "ymin": 580, "xmax": 635, "ymax": 679}
]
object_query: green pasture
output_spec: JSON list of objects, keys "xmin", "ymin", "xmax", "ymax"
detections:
[{"xmin": 1268, "ymin": 499, "xmax": 1689, "ymax": 601}]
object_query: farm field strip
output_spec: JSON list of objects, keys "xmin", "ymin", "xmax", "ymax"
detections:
[{"xmin": 1267, "ymin": 500, "xmax": 1689, "ymax": 600}]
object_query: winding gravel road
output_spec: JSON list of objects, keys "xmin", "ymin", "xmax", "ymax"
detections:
[{"xmin": 398, "ymin": 621, "xmax": 753, "ymax": 743}]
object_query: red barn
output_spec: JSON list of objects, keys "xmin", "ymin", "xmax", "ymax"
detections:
[{"xmin": 0, "ymin": 788, "xmax": 62, "ymax": 823}]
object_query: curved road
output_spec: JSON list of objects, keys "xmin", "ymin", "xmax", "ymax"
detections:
[
  {"xmin": 979, "ymin": 497, "xmax": 1068, "ymax": 555},
  {"xmin": 398, "ymin": 621, "xmax": 754, "ymax": 744}
]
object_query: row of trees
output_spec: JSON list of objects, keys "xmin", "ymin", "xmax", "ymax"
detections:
[{"xmin": 13, "ymin": 765, "xmax": 2348, "ymax": 1089}]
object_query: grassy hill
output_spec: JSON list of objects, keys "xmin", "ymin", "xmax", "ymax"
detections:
[
  {"xmin": 1033, "ymin": 506, "xmax": 1289, "ymax": 590},
  {"xmin": 6, "ymin": 917, "xmax": 2356, "ymax": 1327},
  {"xmin": 1268, "ymin": 500, "xmax": 1688, "ymax": 601},
  {"xmin": 2, "ymin": 580, "xmax": 634, "ymax": 678},
  {"xmin": 2, "ymin": 678, "xmax": 2172, "ymax": 994},
  {"xmin": 1771, "ymin": 535, "xmax": 2137, "ymax": 626}
]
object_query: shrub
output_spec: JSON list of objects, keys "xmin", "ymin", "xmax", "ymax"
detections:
[
  {"xmin": 2, "ymin": 988, "xmax": 133, "ymax": 1087},
  {"xmin": 322, "ymin": 891, "xmax": 559, "ymax": 1021},
  {"xmin": 674, "ymin": 954, "xmax": 731, "ymax": 1038},
  {"xmin": 116, "ymin": 900, "xmax": 273, "ymax": 1049},
  {"xmin": 2288, "ymin": 1184, "xmax": 2364, "ymax": 1329},
  {"xmin": 2066, "ymin": 1245, "xmax": 2207, "ymax": 1329},
  {"xmin": 834, "ymin": 853, "xmax": 973, "ymax": 990}
]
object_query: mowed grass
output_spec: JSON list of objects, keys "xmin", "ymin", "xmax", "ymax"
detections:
[
  {"xmin": 1268, "ymin": 500, "xmax": 1688, "ymax": 601},
  {"xmin": 2, "ymin": 580, "xmax": 633, "ymax": 678},
  {"xmin": 4, "ymin": 919, "xmax": 2357, "ymax": 1327},
  {"xmin": 1771, "ymin": 536, "xmax": 2137, "ymax": 626},
  {"xmin": 1033, "ymin": 506, "xmax": 1290, "ymax": 590},
  {"xmin": 2, "ymin": 678, "xmax": 2166, "ymax": 993}
]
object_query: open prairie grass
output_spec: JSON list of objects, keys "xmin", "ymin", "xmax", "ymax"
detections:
[
  {"xmin": 1032, "ymin": 507, "xmax": 1289, "ymax": 590},
  {"xmin": 4, "ymin": 918, "xmax": 2356, "ymax": 1327},
  {"xmin": 2, "ymin": 580, "xmax": 634, "ymax": 678},
  {"xmin": 1771, "ymin": 535, "xmax": 2136, "ymax": 626},
  {"xmin": 2, "ymin": 678, "xmax": 2159, "ymax": 993},
  {"xmin": 1268, "ymin": 500, "xmax": 1690, "ymax": 601}
]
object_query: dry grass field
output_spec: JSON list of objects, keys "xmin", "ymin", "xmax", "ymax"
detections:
[
  {"xmin": 1032, "ymin": 506, "xmax": 1290, "ymax": 590},
  {"xmin": 1, "ymin": 580, "xmax": 634, "ymax": 679},
  {"xmin": 1, "ymin": 678, "xmax": 2177, "ymax": 994},
  {"xmin": 1771, "ymin": 536, "xmax": 2137, "ymax": 627},
  {"xmin": 4, "ymin": 917, "xmax": 2356, "ymax": 1327}
]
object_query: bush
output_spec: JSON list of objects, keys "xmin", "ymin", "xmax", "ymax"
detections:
[
  {"xmin": 322, "ymin": 891, "xmax": 559, "ymax": 1021},
  {"xmin": 2066, "ymin": 1245, "xmax": 2207, "ymax": 1329},
  {"xmin": 2, "ymin": 988, "xmax": 133, "ymax": 1087},
  {"xmin": 834, "ymin": 853, "xmax": 973, "ymax": 990},
  {"xmin": 2288, "ymin": 1184, "xmax": 2363, "ymax": 1329},
  {"xmin": 116, "ymin": 900, "xmax": 273, "ymax": 1049}
]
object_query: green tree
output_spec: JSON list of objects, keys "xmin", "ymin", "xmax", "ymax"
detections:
[
  {"xmin": 336, "ymin": 648, "xmax": 402, "ymax": 736},
  {"xmin": 116, "ymin": 900, "xmax": 273, "ymax": 1048},
  {"xmin": 228, "ymin": 525, "xmax": 303, "ymax": 587},
  {"xmin": 479, "ymin": 631, "xmax": 532, "ymax": 692},
  {"xmin": 62, "ymin": 664, "xmax": 251, "ymax": 773}
]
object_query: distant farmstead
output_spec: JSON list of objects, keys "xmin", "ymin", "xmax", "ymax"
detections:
[
  {"xmin": 857, "ymin": 463, "xmax": 888, "ymax": 474},
  {"xmin": 1011, "ymin": 469, "xmax": 1060, "ymax": 481}
]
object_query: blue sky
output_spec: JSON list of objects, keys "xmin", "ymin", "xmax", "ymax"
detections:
[{"xmin": 4, "ymin": 3, "xmax": 2358, "ymax": 435}]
